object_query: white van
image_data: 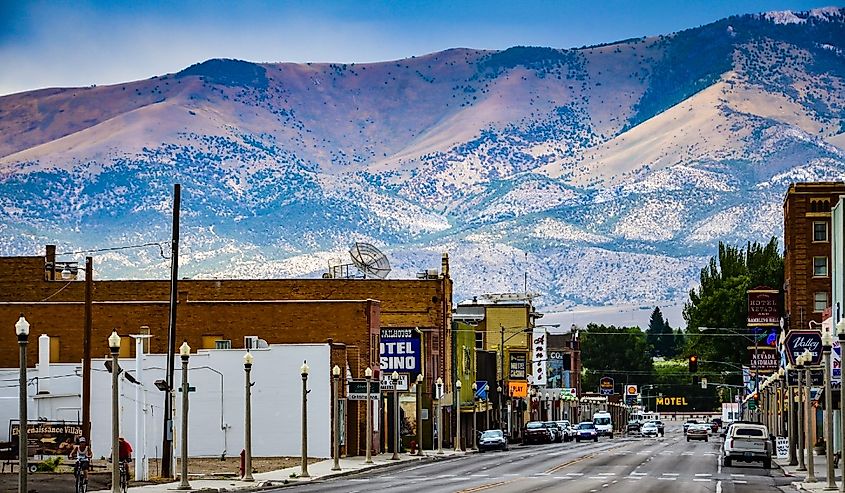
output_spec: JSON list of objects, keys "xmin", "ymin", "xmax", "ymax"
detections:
[{"xmin": 593, "ymin": 411, "xmax": 613, "ymax": 438}]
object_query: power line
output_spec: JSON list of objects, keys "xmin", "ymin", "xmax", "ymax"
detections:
[{"xmin": 59, "ymin": 242, "xmax": 170, "ymax": 259}]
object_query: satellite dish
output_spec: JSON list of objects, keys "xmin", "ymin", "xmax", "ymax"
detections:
[{"xmin": 349, "ymin": 242, "xmax": 391, "ymax": 279}]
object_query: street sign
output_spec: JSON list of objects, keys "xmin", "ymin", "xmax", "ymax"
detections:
[
  {"xmin": 747, "ymin": 399, "xmax": 757, "ymax": 410},
  {"xmin": 599, "ymin": 376, "xmax": 614, "ymax": 395},
  {"xmin": 833, "ymin": 339, "xmax": 841, "ymax": 387},
  {"xmin": 474, "ymin": 380, "xmax": 488, "ymax": 400},
  {"xmin": 786, "ymin": 368, "xmax": 824, "ymax": 386},
  {"xmin": 776, "ymin": 437, "xmax": 789, "ymax": 459},
  {"xmin": 347, "ymin": 379, "xmax": 380, "ymax": 400},
  {"xmin": 784, "ymin": 330, "xmax": 823, "ymax": 366},
  {"xmin": 380, "ymin": 372, "xmax": 410, "ymax": 391},
  {"xmin": 177, "ymin": 386, "xmax": 196, "ymax": 393},
  {"xmin": 509, "ymin": 381, "xmax": 528, "ymax": 398}
]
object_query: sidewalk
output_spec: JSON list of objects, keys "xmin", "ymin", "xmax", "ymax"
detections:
[
  {"xmin": 776, "ymin": 453, "xmax": 841, "ymax": 491},
  {"xmin": 92, "ymin": 449, "xmax": 466, "ymax": 492}
]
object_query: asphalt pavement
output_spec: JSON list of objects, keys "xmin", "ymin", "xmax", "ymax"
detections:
[{"xmin": 273, "ymin": 424, "xmax": 797, "ymax": 493}]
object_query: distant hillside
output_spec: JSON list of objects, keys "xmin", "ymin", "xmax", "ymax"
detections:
[{"xmin": 1, "ymin": 7, "xmax": 844, "ymax": 319}]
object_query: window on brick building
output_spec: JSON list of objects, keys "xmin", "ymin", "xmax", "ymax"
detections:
[
  {"xmin": 202, "ymin": 335, "xmax": 224, "ymax": 349},
  {"xmin": 814, "ymin": 257, "xmax": 829, "ymax": 277},
  {"xmin": 813, "ymin": 222, "xmax": 829, "ymax": 242},
  {"xmin": 475, "ymin": 331, "xmax": 484, "ymax": 350},
  {"xmin": 814, "ymin": 292, "xmax": 829, "ymax": 312},
  {"xmin": 49, "ymin": 336, "xmax": 61, "ymax": 363},
  {"xmin": 215, "ymin": 339, "xmax": 232, "ymax": 350}
]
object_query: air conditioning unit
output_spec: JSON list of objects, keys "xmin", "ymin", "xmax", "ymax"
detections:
[{"xmin": 426, "ymin": 269, "xmax": 439, "ymax": 279}]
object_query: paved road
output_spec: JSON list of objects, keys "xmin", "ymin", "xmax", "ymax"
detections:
[{"xmin": 275, "ymin": 425, "xmax": 795, "ymax": 493}]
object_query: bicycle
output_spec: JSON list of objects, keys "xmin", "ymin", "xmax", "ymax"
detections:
[
  {"xmin": 73, "ymin": 458, "xmax": 89, "ymax": 493},
  {"xmin": 119, "ymin": 459, "xmax": 130, "ymax": 493}
]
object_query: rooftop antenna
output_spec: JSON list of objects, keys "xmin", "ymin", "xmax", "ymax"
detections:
[{"xmin": 349, "ymin": 242, "xmax": 391, "ymax": 279}]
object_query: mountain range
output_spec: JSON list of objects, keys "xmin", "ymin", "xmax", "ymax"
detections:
[{"xmin": 2, "ymin": 7, "xmax": 845, "ymax": 320}]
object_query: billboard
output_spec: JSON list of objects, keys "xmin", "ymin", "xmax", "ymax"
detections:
[
  {"xmin": 747, "ymin": 288, "xmax": 780, "ymax": 326},
  {"xmin": 10, "ymin": 422, "xmax": 82, "ymax": 456},
  {"xmin": 532, "ymin": 328, "xmax": 547, "ymax": 386},
  {"xmin": 547, "ymin": 351, "xmax": 564, "ymax": 389},
  {"xmin": 599, "ymin": 376, "xmax": 614, "ymax": 395},
  {"xmin": 784, "ymin": 330, "xmax": 823, "ymax": 366},
  {"xmin": 380, "ymin": 328, "xmax": 422, "ymax": 378},
  {"xmin": 508, "ymin": 352, "xmax": 527, "ymax": 380},
  {"xmin": 748, "ymin": 346, "xmax": 779, "ymax": 372}
]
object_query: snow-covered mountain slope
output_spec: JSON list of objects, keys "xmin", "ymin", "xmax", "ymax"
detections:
[{"xmin": 2, "ymin": 8, "xmax": 845, "ymax": 318}]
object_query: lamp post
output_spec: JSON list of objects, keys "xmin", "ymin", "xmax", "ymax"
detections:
[
  {"xmin": 108, "ymin": 331, "xmax": 121, "ymax": 493},
  {"xmin": 415, "ymin": 373, "xmax": 424, "ymax": 456},
  {"xmin": 796, "ymin": 357, "xmax": 807, "ymax": 471},
  {"xmin": 802, "ymin": 350, "xmax": 817, "ymax": 483},
  {"xmin": 177, "ymin": 342, "xmax": 191, "ymax": 490},
  {"xmin": 436, "ymin": 378, "xmax": 444, "ymax": 454},
  {"xmin": 242, "ymin": 352, "xmax": 254, "ymax": 481},
  {"xmin": 545, "ymin": 392, "xmax": 551, "ymax": 421},
  {"xmin": 787, "ymin": 364, "xmax": 798, "ymax": 466},
  {"xmin": 364, "ymin": 367, "xmax": 373, "ymax": 464},
  {"xmin": 300, "ymin": 361, "xmax": 310, "ymax": 478},
  {"xmin": 331, "ymin": 365, "xmax": 341, "ymax": 471},
  {"xmin": 471, "ymin": 383, "xmax": 478, "ymax": 451},
  {"xmin": 837, "ymin": 319, "xmax": 845, "ymax": 493},
  {"xmin": 454, "ymin": 380, "xmax": 462, "ymax": 452},
  {"xmin": 15, "ymin": 314, "xmax": 29, "ymax": 493},
  {"xmin": 391, "ymin": 371, "xmax": 400, "ymax": 460},
  {"xmin": 497, "ymin": 385, "xmax": 503, "ymax": 429},
  {"xmin": 823, "ymin": 333, "xmax": 836, "ymax": 490}
]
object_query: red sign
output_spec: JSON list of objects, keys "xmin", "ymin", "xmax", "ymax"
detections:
[{"xmin": 747, "ymin": 288, "xmax": 780, "ymax": 326}]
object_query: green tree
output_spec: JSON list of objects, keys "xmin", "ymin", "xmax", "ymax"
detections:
[
  {"xmin": 646, "ymin": 307, "xmax": 665, "ymax": 357},
  {"xmin": 581, "ymin": 324, "xmax": 654, "ymax": 391},
  {"xmin": 682, "ymin": 238, "xmax": 783, "ymax": 385}
]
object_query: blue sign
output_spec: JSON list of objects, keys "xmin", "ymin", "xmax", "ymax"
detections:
[
  {"xmin": 379, "ymin": 328, "xmax": 422, "ymax": 378},
  {"xmin": 474, "ymin": 380, "xmax": 488, "ymax": 400},
  {"xmin": 784, "ymin": 330, "xmax": 823, "ymax": 366}
]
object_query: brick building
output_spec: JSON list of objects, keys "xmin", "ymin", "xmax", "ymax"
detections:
[
  {"xmin": 0, "ymin": 245, "xmax": 453, "ymax": 456},
  {"xmin": 783, "ymin": 182, "xmax": 845, "ymax": 331}
]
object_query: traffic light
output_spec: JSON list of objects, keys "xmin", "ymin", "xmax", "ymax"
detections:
[{"xmin": 688, "ymin": 355, "xmax": 698, "ymax": 373}]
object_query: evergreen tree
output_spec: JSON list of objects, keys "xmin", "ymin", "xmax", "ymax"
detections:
[{"xmin": 646, "ymin": 307, "xmax": 664, "ymax": 357}]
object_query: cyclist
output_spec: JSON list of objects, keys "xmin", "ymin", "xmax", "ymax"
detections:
[
  {"xmin": 118, "ymin": 436, "xmax": 133, "ymax": 466},
  {"xmin": 68, "ymin": 437, "xmax": 93, "ymax": 484}
]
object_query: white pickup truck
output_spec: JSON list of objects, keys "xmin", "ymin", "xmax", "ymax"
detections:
[{"xmin": 722, "ymin": 422, "xmax": 772, "ymax": 468}]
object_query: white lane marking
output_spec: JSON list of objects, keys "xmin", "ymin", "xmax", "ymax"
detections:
[
  {"xmin": 437, "ymin": 474, "xmax": 456, "ymax": 478},
  {"xmin": 348, "ymin": 479, "xmax": 370, "ymax": 482},
  {"xmin": 716, "ymin": 480, "xmax": 723, "ymax": 493},
  {"xmin": 694, "ymin": 478, "xmax": 712, "ymax": 482},
  {"xmin": 695, "ymin": 473, "xmax": 712, "ymax": 476},
  {"xmin": 504, "ymin": 473, "xmax": 519, "ymax": 476},
  {"xmin": 657, "ymin": 477, "xmax": 677, "ymax": 481},
  {"xmin": 598, "ymin": 472, "xmax": 616, "ymax": 476},
  {"xmin": 682, "ymin": 452, "xmax": 695, "ymax": 456},
  {"xmin": 589, "ymin": 476, "xmax": 605, "ymax": 480},
  {"xmin": 662, "ymin": 473, "xmax": 679, "ymax": 476},
  {"xmin": 730, "ymin": 474, "xmax": 745, "ymax": 477},
  {"xmin": 470, "ymin": 474, "xmax": 489, "ymax": 477},
  {"xmin": 627, "ymin": 477, "xmax": 642, "ymax": 480},
  {"xmin": 554, "ymin": 476, "xmax": 570, "ymax": 479},
  {"xmin": 567, "ymin": 472, "xmax": 584, "ymax": 476},
  {"xmin": 734, "ymin": 480, "xmax": 748, "ymax": 484},
  {"xmin": 630, "ymin": 472, "xmax": 647, "ymax": 476}
]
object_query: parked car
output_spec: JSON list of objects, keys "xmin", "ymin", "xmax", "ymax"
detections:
[
  {"xmin": 687, "ymin": 423, "xmax": 710, "ymax": 442},
  {"xmin": 575, "ymin": 422, "xmax": 599, "ymax": 442},
  {"xmin": 654, "ymin": 420, "xmax": 665, "ymax": 436},
  {"xmin": 683, "ymin": 419, "xmax": 698, "ymax": 434},
  {"xmin": 626, "ymin": 420, "xmax": 641, "ymax": 434},
  {"xmin": 479, "ymin": 429, "xmax": 508, "ymax": 451},
  {"xmin": 556, "ymin": 420, "xmax": 576, "ymax": 442},
  {"xmin": 641, "ymin": 421, "xmax": 659, "ymax": 437},
  {"xmin": 722, "ymin": 423, "xmax": 772, "ymax": 468},
  {"xmin": 524, "ymin": 421, "xmax": 553, "ymax": 444},
  {"xmin": 544, "ymin": 421, "xmax": 563, "ymax": 443}
]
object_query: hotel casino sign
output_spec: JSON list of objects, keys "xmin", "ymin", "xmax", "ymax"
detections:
[{"xmin": 747, "ymin": 288, "xmax": 780, "ymax": 327}]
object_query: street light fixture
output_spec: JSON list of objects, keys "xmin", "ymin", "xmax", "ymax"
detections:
[
  {"xmin": 436, "ymin": 377, "xmax": 444, "ymax": 454},
  {"xmin": 177, "ymin": 341, "xmax": 191, "ymax": 490},
  {"xmin": 108, "ymin": 330, "xmax": 121, "ymax": 493},
  {"xmin": 795, "ymin": 355, "xmax": 807, "ymax": 472},
  {"xmin": 364, "ymin": 367, "xmax": 374, "ymax": 464},
  {"xmin": 15, "ymin": 314, "xmax": 29, "ymax": 493},
  {"xmin": 331, "ymin": 365, "xmax": 342, "ymax": 471},
  {"xmin": 471, "ymin": 382, "xmax": 478, "ymax": 451},
  {"xmin": 242, "ymin": 352, "xmax": 255, "ymax": 481},
  {"xmin": 300, "ymin": 361, "xmax": 310, "ymax": 478},
  {"xmin": 415, "ymin": 373, "xmax": 424, "ymax": 456},
  {"xmin": 454, "ymin": 379, "xmax": 462, "ymax": 452},
  {"xmin": 391, "ymin": 371, "xmax": 400, "ymax": 460}
]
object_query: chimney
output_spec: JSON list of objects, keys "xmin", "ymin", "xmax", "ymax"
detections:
[
  {"xmin": 441, "ymin": 252, "xmax": 449, "ymax": 278},
  {"xmin": 45, "ymin": 245, "xmax": 56, "ymax": 280}
]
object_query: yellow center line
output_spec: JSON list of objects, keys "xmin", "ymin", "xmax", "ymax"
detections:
[{"xmin": 457, "ymin": 479, "xmax": 519, "ymax": 493}]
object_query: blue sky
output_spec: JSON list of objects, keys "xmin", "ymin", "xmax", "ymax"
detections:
[{"xmin": 0, "ymin": 0, "xmax": 838, "ymax": 96}]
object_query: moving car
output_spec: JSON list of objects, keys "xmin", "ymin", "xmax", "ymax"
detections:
[
  {"xmin": 626, "ymin": 420, "xmax": 641, "ymax": 434},
  {"xmin": 722, "ymin": 423, "xmax": 772, "ymax": 468},
  {"xmin": 593, "ymin": 411, "xmax": 614, "ymax": 438},
  {"xmin": 556, "ymin": 420, "xmax": 576, "ymax": 442},
  {"xmin": 641, "ymin": 421, "xmax": 659, "ymax": 437},
  {"xmin": 524, "ymin": 421, "xmax": 553, "ymax": 444},
  {"xmin": 479, "ymin": 429, "xmax": 508, "ymax": 451},
  {"xmin": 654, "ymin": 420, "xmax": 665, "ymax": 436},
  {"xmin": 683, "ymin": 419, "xmax": 698, "ymax": 434},
  {"xmin": 686, "ymin": 423, "xmax": 710, "ymax": 442},
  {"xmin": 575, "ymin": 422, "xmax": 599, "ymax": 442}
]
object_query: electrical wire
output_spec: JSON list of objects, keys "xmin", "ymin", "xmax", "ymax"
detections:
[{"xmin": 58, "ymin": 242, "xmax": 170, "ymax": 259}]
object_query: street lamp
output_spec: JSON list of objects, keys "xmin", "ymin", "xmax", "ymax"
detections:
[
  {"xmin": 364, "ymin": 367, "xmax": 373, "ymax": 464},
  {"xmin": 177, "ymin": 341, "xmax": 191, "ymax": 490},
  {"xmin": 108, "ymin": 330, "xmax": 121, "ymax": 493},
  {"xmin": 837, "ymin": 318, "xmax": 845, "ymax": 493},
  {"xmin": 415, "ymin": 373, "xmax": 424, "ymax": 456},
  {"xmin": 786, "ymin": 363, "xmax": 798, "ymax": 466},
  {"xmin": 300, "ymin": 361, "xmax": 310, "ymax": 478},
  {"xmin": 436, "ymin": 377, "xmax": 444, "ymax": 454},
  {"xmin": 471, "ymin": 382, "xmax": 478, "ymax": 451},
  {"xmin": 454, "ymin": 380, "xmax": 462, "ymax": 452},
  {"xmin": 545, "ymin": 392, "xmax": 550, "ymax": 421},
  {"xmin": 332, "ymin": 365, "xmax": 342, "ymax": 471},
  {"xmin": 15, "ymin": 314, "xmax": 29, "ymax": 493},
  {"xmin": 242, "ymin": 352, "xmax": 254, "ymax": 481},
  {"xmin": 800, "ymin": 349, "xmax": 817, "ymax": 483},
  {"xmin": 391, "ymin": 371, "xmax": 400, "ymax": 460},
  {"xmin": 822, "ymin": 332, "xmax": 836, "ymax": 490}
]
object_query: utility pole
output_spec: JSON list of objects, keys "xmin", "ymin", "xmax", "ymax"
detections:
[
  {"xmin": 82, "ymin": 256, "xmax": 93, "ymax": 441},
  {"xmin": 161, "ymin": 183, "xmax": 181, "ymax": 478}
]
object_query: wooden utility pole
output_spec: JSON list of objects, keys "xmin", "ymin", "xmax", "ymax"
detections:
[
  {"xmin": 161, "ymin": 184, "xmax": 181, "ymax": 478},
  {"xmin": 82, "ymin": 256, "xmax": 93, "ymax": 440}
]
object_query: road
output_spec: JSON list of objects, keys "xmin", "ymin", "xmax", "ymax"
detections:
[{"xmin": 274, "ymin": 424, "xmax": 795, "ymax": 493}]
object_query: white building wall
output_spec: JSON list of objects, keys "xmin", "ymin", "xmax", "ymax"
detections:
[{"xmin": 0, "ymin": 340, "xmax": 331, "ymax": 459}]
